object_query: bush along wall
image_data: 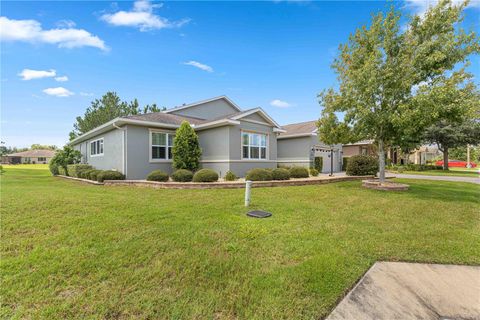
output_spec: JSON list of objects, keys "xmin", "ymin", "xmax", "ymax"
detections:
[
  {"xmin": 342, "ymin": 157, "xmax": 349, "ymax": 171},
  {"xmin": 345, "ymin": 155, "xmax": 378, "ymax": 176},
  {"xmin": 147, "ymin": 170, "xmax": 169, "ymax": 182},
  {"xmin": 97, "ymin": 170, "xmax": 125, "ymax": 182},
  {"xmin": 289, "ymin": 166, "xmax": 309, "ymax": 178},
  {"xmin": 246, "ymin": 168, "xmax": 273, "ymax": 181},
  {"xmin": 192, "ymin": 169, "xmax": 219, "ymax": 182},
  {"xmin": 67, "ymin": 164, "xmax": 93, "ymax": 178},
  {"xmin": 314, "ymin": 157, "xmax": 323, "ymax": 172}
]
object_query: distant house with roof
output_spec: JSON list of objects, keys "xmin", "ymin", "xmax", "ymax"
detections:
[
  {"xmin": 3, "ymin": 149, "xmax": 56, "ymax": 164},
  {"xmin": 70, "ymin": 96, "xmax": 343, "ymax": 179}
]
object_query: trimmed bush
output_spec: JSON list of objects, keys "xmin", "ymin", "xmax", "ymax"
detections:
[
  {"xmin": 272, "ymin": 168, "xmax": 290, "ymax": 180},
  {"xmin": 314, "ymin": 157, "xmax": 323, "ymax": 172},
  {"xmin": 88, "ymin": 170, "xmax": 102, "ymax": 181},
  {"xmin": 172, "ymin": 121, "xmax": 202, "ymax": 171},
  {"xmin": 289, "ymin": 166, "xmax": 309, "ymax": 178},
  {"xmin": 309, "ymin": 168, "xmax": 319, "ymax": 176},
  {"xmin": 193, "ymin": 169, "xmax": 219, "ymax": 182},
  {"xmin": 79, "ymin": 169, "xmax": 95, "ymax": 179},
  {"xmin": 58, "ymin": 166, "xmax": 68, "ymax": 176},
  {"xmin": 171, "ymin": 169, "xmax": 193, "ymax": 182},
  {"xmin": 67, "ymin": 164, "xmax": 93, "ymax": 178},
  {"xmin": 97, "ymin": 170, "xmax": 125, "ymax": 182},
  {"xmin": 246, "ymin": 168, "xmax": 273, "ymax": 181},
  {"xmin": 147, "ymin": 170, "xmax": 169, "ymax": 182},
  {"xmin": 346, "ymin": 155, "xmax": 378, "ymax": 176},
  {"xmin": 342, "ymin": 157, "xmax": 349, "ymax": 171},
  {"xmin": 224, "ymin": 170, "xmax": 237, "ymax": 181},
  {"xmin": 49, "ymin": 162, "xmax": 59, "ymax": 175}
]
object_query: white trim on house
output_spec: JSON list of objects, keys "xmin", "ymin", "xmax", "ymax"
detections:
[
  {"xmin": 164, "ymin": 96, "xmax": 242, "ymax": 114},
  {"xmin": 194, "ymin": 119, "xmax": 240, "ymax": 131},
  {"xmin": 277, "ymin": 133, "xmax": 317, "ymax": 139},
  {"xmin": 89, "ymin": 137, "xmax": 104, "ymax": 157},
  {"xmin": 276, "ymin": 159, "xmax": 311, "ymax": 163},
  {"xmin": 200, "ymin": 159, "xmax": 277, "ymax": 163},
  {"xmin": 232, "ymin": 108, "xmax": 282, "ymax": 129},
  {"xmin": 241, "ymin": 130, "xmax": 269, "ymax": 161}
]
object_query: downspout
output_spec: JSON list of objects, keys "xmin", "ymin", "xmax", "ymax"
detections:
[{"xmin": 113, "ymin": 122, "xmax": 127, "ymax": 178}]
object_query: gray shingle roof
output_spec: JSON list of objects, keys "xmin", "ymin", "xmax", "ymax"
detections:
[
  {"xmin": 7, "ymin": 149, "xmax": 56, "ymax": 157},
  {"xmin": 279, "ymin": 120, "xmax": 317, "ymax": 136},
  {"xmin": 122, "ymin": 112, "xmax": 207, "ymax": 125}
]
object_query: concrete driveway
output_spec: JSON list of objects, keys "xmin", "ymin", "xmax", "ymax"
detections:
[{"xmin": 327, "ymin": 262, "xmax": 480, "ymax": 320}]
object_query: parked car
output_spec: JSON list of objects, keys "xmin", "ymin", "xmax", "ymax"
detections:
[{"xmin": 435, "ymin": 160, "xmax": 477, "ymax": 168}]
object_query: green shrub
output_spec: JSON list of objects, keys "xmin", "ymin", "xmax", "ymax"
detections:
[
  {"xmin": 277, "ymin": 164, "xmax": 292, "ymax": 170},
  {"xmin": 193, "ymin": 169, "xmax": 219, "ymax": 182},
  {"xmin": 88, "ymin": 170, "xmax": 102, "ymax": 181},
  {"xmin": 309, "ymin": 168, "xmax": 319, "ymax": 176},
  {"xmin": 49, "ymin": 162, "xmax": 59, "ymax": 175},
  {"xmin": 147, "ymin": 170, "xmax": 169, "ymax": 182},
  {"xmin": 172, "ymin": 121, "xmax": 202, "ymax": 171},
  {"xmin": 0, "ymin": 165, "xmax": 4, "ymax": 175},
  {"xmin": 224, "ymin": 170, "xmax": 237, "ymax": 181},
  {"xmin": 342, "ymin": 157, "xmax": 349, "ymax": 171},
  {"xmin": 97, "ymin": 170, "xmax": 125, "ymax": 182},
  {"xmin": 171, "ymin": 169, "xmax": 193, "ymax": 182},
  {"xmin": 246, "ymin": 168, "xmax": 273, "ymax": 181},
  {"xmin": 289, "ymin": 166, "xmax": 309, "ymax": 178},
  {"xmin": 67, "ymin": 164, "xmax": 93, "ymax": 178},
  {"xmin": 346, "ymin": 155, "xmax": 378, "ymax": 176},
  {"xmin": 314, "ymin": 157, "xmax": 323, "ymax": 172},
  {"xmin": 79, "ymin": 169, "xmax": 95, "ymax": 179},
  {"xmin": 271, "ymin": 168, "xmax": 290, "ymax": 180},
  {"xmin": 397, "ymin": 167, "xmax": 405, "ymax": 173},
  {"xmin": 58, "ymin": 166, "xmax": 68, "ymax": 176}
]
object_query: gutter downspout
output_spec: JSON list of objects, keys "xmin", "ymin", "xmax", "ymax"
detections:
[{"xmin": 113, "ymin": 122, "xmax": 127, "ymax": 178}]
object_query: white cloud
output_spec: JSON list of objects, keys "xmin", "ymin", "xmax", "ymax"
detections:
[
  {"xmin": 55, "ymin": 76, "xmax": 68, "ymax": 82},
  {"xmin": 270, "ymin": 99, "xmax": 291, "ymax": 108},
  {"xmin": 56, "ymin": 19, "xmax": 76, "ymax": 28},
  {"xmin": 43, "ymin": 87, "xmax": 74, "ymax": 97},
  {"xmin": 18, "ymin": 68, "xmax": 56, "ymax": 80},
  {"xmin": 183, "ymin": 60, "xmax": 213, "ymax": 72},
  {"xmin": 0, "ymin": 16, "xmax": 108, "ymax": 51},
  {"xmin": 101, "ymin": 0, "xmax": 190, "ymax": 31},
  {"xmin": 404, "ymin": 0, "xmax": 480, "ymax": 16},
  {"xmin": 80, "ymin": 92, "xmax": 94, "ymax": 96}
]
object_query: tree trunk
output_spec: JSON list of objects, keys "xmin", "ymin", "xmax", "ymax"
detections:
[
  {"xmin": 378, "ymin": 140, "xmax": 386, "ymax": 183},
  {"xmin": 443, "ymin": 147, "xmax": 449, "ymax": 171}
]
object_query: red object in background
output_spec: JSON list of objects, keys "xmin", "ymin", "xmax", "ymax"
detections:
[{"xmin": 435, "ymin": 160, "xmax": 477, "ymax": 168}]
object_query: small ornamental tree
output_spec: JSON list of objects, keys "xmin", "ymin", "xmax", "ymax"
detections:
[
  {"xmin": 172, "ymin": 121, "xmax": 202, "ymax": 171},
  {"xmin": 49, "ymin": 146, "xmax": 81, "ymax": 175}
]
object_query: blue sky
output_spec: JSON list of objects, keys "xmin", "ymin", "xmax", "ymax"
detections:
[{"xmin": 1, "ymin": 0, "xmax": 479, "ymax": 147}]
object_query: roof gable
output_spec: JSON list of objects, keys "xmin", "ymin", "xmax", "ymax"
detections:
[
  {"xmin": 231, "ymin": 108, "xmax": 282, "ymax": 129},
  {"xmin": 164, "ymin": 96, "xmax": 241, "ymax": 120}
]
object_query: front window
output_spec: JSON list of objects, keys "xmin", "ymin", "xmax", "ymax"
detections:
[
  {"xmin": 151, "ymin": 131, "xmax": 174, "ymax": 160},
  {"xmin": 38, "ymin": 157, "xmax": 46, "ymax": 162},
  {"xmin": 242, "ymin": 131, "xmax": 267, "ymax": 160},
  {"xmin": 90, "ymin": 138, "xmax": 104, "ymax": 156}
]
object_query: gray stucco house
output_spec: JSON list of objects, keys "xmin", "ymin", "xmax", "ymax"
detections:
[
  {"xmin": 277, "ymin": 121, "xmax": 342, "ymax": 173},
  {"xmin": 71, "ymin": 96, "xmax": 342, "ymax": 179}
]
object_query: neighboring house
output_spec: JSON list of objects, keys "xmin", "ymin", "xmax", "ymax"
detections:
[
  {"xmin": 71, "ymin": 96, "xmax": 286, "ymax": 179},
  {"xmin": 342, "ymin": 140, "xmax": 376, "ymax": 158},
  {"xmin": 277, "ymin": 121, "xmax": 342, "ymax": 173},
  {"xmin": 3, "ymin": 149, "xmax": 56, "ymax": 164}
]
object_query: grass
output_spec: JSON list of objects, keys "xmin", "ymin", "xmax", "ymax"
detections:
[{"xmin": 2, "ymin": 166, "xmax": 479, "ymax": 319}]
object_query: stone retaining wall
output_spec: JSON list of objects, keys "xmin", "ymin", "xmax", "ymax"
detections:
[{"xmin": 103, "ymin": 175, "xmax": 373, "ymax": 189}]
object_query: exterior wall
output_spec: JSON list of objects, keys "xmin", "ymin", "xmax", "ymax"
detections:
[
  {"xmin": 19, "ymin": 157, "xmax": 52, "ymax": 164},
  {"xmin": 277, "ymin": 135, "xmax": 342, "ymax": 173},
  {"xmin": 170, "ymin": 99, "xmax": 239, "ymax": 120},
  {"xmin": 125, "ymin": 125, "xmax": 174, "ymax": 180},
  {"xmin": 343, "ymin": 144, "xmax": 376, "ymax": 157},
  {"xmin": 72, "ymin": 128, "xmax": 124, "ymax": 173},
  {"xmin": 241, "ymin": 113, "xmax": 268, "ymax": 123}
]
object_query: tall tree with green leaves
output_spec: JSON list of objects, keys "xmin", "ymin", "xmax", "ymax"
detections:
[
  {"xmin": 317, "ymin": 0, "xmax": 479, "ymax": 182},
  {"xmin": 69, "ymin": 92, "xmax": 164, "ymax": 140},
  {"xmin": 172, "ymin": 121, "xmax": 202, "ymax": 171}
]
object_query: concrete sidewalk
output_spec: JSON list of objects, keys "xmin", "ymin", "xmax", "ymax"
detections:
[
  {"xmin": 327, "ymin": 262, "xmax": 480, "ymax": 320},
  {"xmin": 389, "ymin": 173, "xmax": 480, "ymax": 184}
]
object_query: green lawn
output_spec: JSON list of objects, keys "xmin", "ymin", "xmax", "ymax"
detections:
[{"xmin": 2, "ymin": 166, "xmax": 479, "ymax": 319}]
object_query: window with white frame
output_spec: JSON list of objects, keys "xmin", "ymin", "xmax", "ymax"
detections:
[
  {"xmin": 242, "ymin": 131, "xmax": 267, "ymax": 160},
  {"xmin": 38, "ymin": 157, "xmax": 47, "ymax": 162},
  {"xmin": 151, "ymin": 131, "xmax": 174, "ymax": 160},
  {"xmin": 90, "ymin": 138, "xmax": 104, "ymax": 156}
]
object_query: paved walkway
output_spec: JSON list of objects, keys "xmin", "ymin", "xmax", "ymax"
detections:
[
  {"xmin": 327, "ymin": 262, "xmax": 480, "ymax": 320},
  {"xmin": 388, "ymin": 173, "xmax": 480, "ymax": 184}
]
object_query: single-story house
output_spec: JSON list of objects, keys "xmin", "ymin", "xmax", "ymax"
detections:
[
  {"xmin": 71, "ymin": 96, "xmax": 343, "ymax": 179},
  {"xmin": 4, "ymin": 149, "xmax": 56, "ymax": 164},
  {"xmin": 342, "ymin": 140, "xmax": 376, "ymax": 158},
  {"xmin": 277, "ymin": 121, "xmax": 342, "ymax": 173}
]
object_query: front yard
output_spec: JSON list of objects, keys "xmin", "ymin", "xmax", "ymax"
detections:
[{"xmin": 2, "ymin": 166, "xmax": 479, "ymax": 319}]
